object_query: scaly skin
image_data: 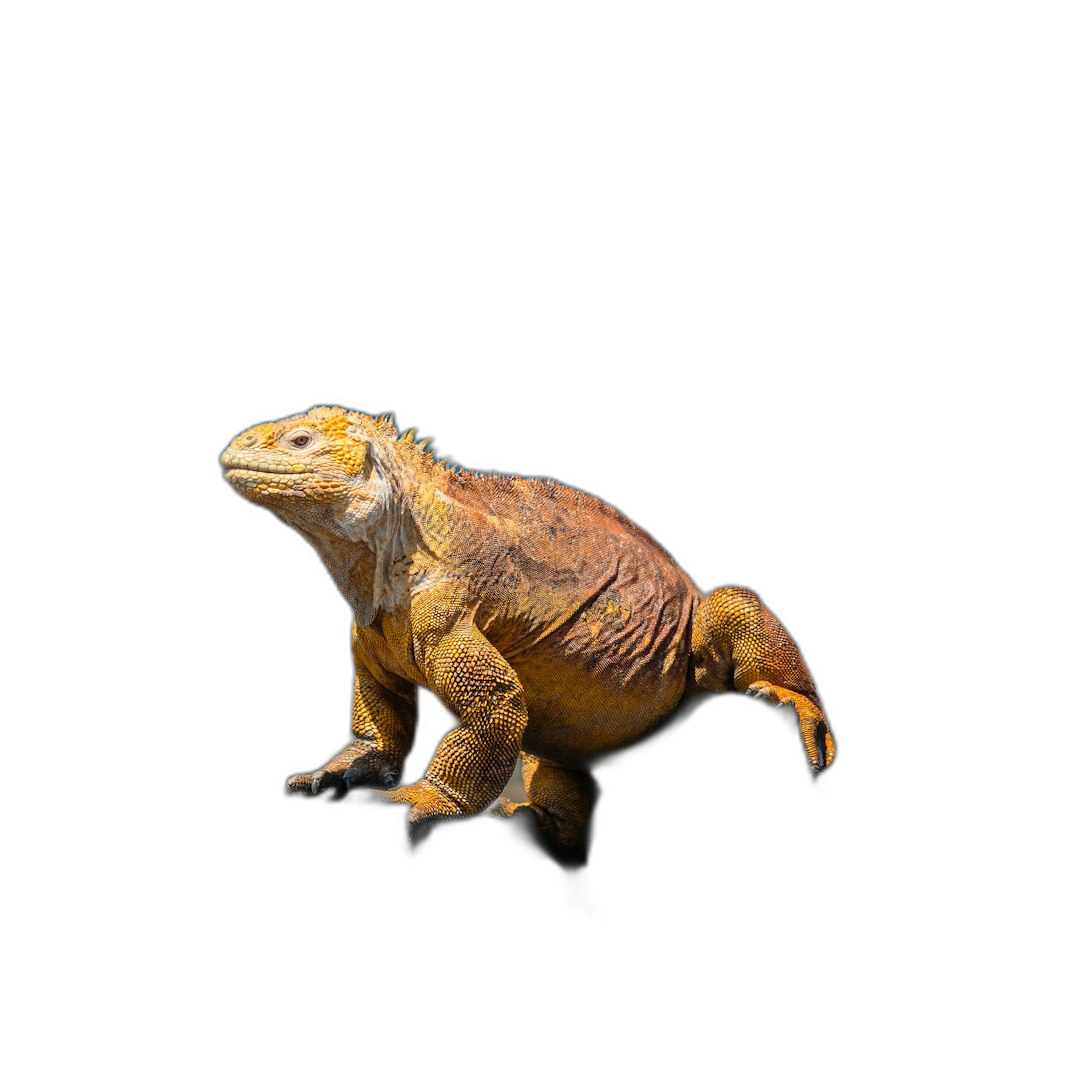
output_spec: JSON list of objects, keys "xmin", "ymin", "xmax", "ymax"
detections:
[{"xmin": 221, "ymin": 406, "xmax": 835, "ymax": 863}]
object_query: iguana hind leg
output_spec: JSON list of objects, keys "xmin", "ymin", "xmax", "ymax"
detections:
[
  {"xmin": 495, "ymin": 754, "xmax": 598, "ymax": 866},
  {"xmin": 692, "ymin": 586, "xmax": 835, "ymax": 771}
]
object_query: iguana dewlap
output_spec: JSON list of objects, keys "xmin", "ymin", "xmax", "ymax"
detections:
[{"xmin": 221, "ymin": 406, "xmax": 834, "ymax": 863}]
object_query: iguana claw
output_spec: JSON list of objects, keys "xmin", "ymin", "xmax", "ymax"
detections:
[{"xmin": 343, "ymin": 760, "xmax": 400, "ymax": 790}]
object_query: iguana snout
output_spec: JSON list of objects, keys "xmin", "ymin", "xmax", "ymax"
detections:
[{"xmin": 220, "ymin": 406, "xmax": 373, "ymax": 507}]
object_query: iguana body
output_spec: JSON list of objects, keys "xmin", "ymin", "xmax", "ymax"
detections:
[{"xmin": 221, "ymin": 406, "xmax": 835, "ymax": 863}]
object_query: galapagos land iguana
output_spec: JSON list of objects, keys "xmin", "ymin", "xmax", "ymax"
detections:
[{"xmin": 221, "ymin": 406, "xmax": 835, "ymax": 863}]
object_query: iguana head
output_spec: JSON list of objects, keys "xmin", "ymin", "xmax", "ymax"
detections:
[{"xmin": 220, "ymin": 405, "xmax": 395, "ymax": 528}]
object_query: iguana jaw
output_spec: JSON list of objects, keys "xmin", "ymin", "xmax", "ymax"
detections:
[
  {"xmin": 222, "ymin": 461, "xmax": 310, "ymax": 476},
  {"xmin": 221, "ymin": 452, "xmax": 321, "ymax": 501}
]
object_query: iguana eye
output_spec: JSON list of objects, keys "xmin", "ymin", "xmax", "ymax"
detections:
[{"xmin": 288, "ymin": 430, "xmax": 313, "ymax": 448}]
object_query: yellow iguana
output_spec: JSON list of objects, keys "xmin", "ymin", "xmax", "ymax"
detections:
[{"xmin": 221, "ymin": 406, "xmax": 835, "ymax": 863}]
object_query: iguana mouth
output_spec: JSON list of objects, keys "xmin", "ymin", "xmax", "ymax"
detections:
[{"xmin": 225, "ymin": 464, "xmax": 310, "ymax": 476}]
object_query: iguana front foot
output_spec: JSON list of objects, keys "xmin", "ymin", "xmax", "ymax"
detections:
[
  {"xmin": 286, "ymin": 740, "xmax": 402, "ymax": 795},
  {"xmin": 342, "ymin": 756, "xmax": 401, "ymax": 789},
  {"xmin": 286, "ymin": 771, "xmax": 343, "ymax": 795}
]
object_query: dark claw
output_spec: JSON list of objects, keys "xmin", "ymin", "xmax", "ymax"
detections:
[
  {"xmin": 308, "ymin": 771, "xmax": 349, "ymax": 798},
  {"xmin": 408, "ymin": 815, "xmax": 438, "ymax": 845},
  {"xmin": 342, "ymin": 763, "xmax": 400, "ymax": 790},
  {"xmin": 813, "ymin": 720, "xmax": 829, "ymax": 771}
]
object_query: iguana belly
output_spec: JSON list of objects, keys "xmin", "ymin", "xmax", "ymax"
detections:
[
  {"xmin": 478, "ymin": 574, "xmax": 698, "ymax": 761},
  {"xmin": 512, "ymin": 644, "xmax": 692, "ymax": 761}
]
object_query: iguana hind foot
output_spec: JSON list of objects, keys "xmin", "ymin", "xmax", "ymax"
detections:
[{"xmin": 495, "ymin": 754, "xmax": 598, "ymax": 866}]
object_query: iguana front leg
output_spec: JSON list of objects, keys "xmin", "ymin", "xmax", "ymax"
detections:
[
  {"xmin": 378, "ymin": 596, "xmax": 527, "ymax": 839},
  {"xmin": 287, "ymin": 626, "xmax": 416, "ymax": 794}
]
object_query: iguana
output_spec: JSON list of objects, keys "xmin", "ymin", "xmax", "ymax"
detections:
[{"xmin": 221, "ymin": 405, "xmax": 835, "ymax": 863}]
